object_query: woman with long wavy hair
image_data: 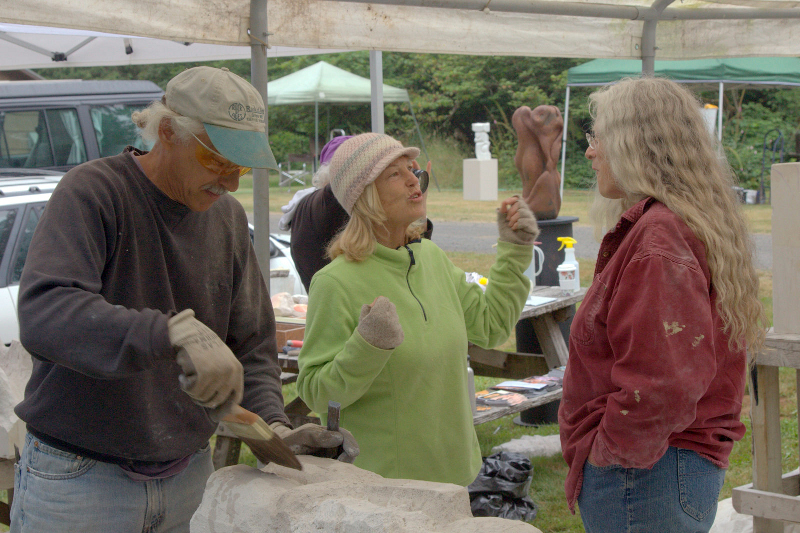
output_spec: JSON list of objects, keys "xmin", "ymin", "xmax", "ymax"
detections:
[{"xmin": 558, "ymin": 77, "xmax": 766, "ymax": 533}]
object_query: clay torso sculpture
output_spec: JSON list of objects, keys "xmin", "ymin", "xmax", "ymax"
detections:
[{"xmin": 512, "ymin": 105, "xmax": 563, "ymax": 220}]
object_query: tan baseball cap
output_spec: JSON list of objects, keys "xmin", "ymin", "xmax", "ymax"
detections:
[{"xmin": 165, "ymin": 66, "xmax": 278, "ymax": 170}]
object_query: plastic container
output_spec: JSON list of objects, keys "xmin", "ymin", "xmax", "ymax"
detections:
[
  {"xmin": 557, "ymin": 263, "xmax": 578, "ymax": 293},
  {"xmin": 557, "ymin": 236, "xmax": 580, "ymax": 291}
]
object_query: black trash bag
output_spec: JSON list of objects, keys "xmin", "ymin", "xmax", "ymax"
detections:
[
  {"xmin": 467, "ymin": 452, "xmax": 538, "ymax": 522},
  {"xmin": 468, "ymin": 451, "xmax": 533, "ymax": 499},
  {"xmin": 469, "ymin": 492, "xmax": 538, "ymax": 522}
]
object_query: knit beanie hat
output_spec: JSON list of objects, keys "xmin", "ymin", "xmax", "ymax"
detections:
[{"xmin": 329, "ymin": 133, "xmax": 421, "ymax": 214}]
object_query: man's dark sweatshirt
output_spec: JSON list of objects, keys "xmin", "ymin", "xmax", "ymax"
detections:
[{"xmin": 16, "ymin": 148, "xmax": 288, "ymax": 464}]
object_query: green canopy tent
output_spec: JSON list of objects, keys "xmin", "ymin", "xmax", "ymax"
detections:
[
  {"xmin": 267, "ymin": 60, "xmax": 436, "ymax": 188},
  {"xmin": 559, "ymin": 57, "xmax": 800, "ymax": 196}
]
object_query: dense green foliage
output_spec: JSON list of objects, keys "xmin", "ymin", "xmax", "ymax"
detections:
[{"xmin": 38, "ymin": 53, "xmax": 799, "ymax": 191}]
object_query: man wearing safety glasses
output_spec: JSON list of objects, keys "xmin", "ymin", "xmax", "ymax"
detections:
[{"xmin": 11, "ymin": 66, "xmax": 355, "ymax": 533}]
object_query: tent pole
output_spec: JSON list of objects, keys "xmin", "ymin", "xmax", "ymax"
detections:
[
  {"xmin": 314, "ymin": 100, "xmax": 319, "ymax": 172},
  {"xmin": 370, "ymin": 50, "xmax": 385, "ymax": 133},
  {"xmin": 407, "ymin": 100, "xmax": 439, "ymax": 191},
  {"xmin": 560, "ymin": 85, "xmax": 570, "ymax": 200},
  {"xmin": 250, "ymin": 0, "xmax": 271, "ymax": 281},
  {"xmin": 641, "ymin": 0, "xmax": 675, "ymax": 75},
  {"xmin": 718, "ymin": 81, "xmax": 724, "ymax": 142}
]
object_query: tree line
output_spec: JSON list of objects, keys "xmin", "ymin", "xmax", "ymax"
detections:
[{"xmin": 38, "ymin": 52, "xmax": 800, "ymax": 191}]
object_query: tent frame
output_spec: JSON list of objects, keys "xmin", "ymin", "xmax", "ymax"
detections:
[
  {"xmin": 9, "ymin": 0, "xmax": 800, "ymax": 277},
  {"xmin": 559, "ymin": 66, "xmax": 800, "ymax": 199}
]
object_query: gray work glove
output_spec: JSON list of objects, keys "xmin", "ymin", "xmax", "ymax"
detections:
[
  {"xmin": 269, "ymin": 422, "xmax": 360, "ymax": 463},
  {"xmin": 497, "ymin": 197, "xmax": 540, "ymax": 245},
  {"xmin": 167, "ymin": 309, "xmax": 243, "ymax": 419},
  {"xmin": 357, "ymin": 296, "xmax": 404, "ymax": 350}
]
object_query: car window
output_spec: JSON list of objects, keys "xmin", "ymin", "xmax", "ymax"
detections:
[
  {"xmin": 0, "ymin": 208, "xmax": 17, "ymax": 266},
  {"xmin": 90, "ymin": 104, "xmax": 153, "ymax": 158},
  {"xmin": 0, "ymin": 110, "xmax": 51, "ymax": 168},
  {"xmin": 10, "ymin": 204, "xmax": 45, "ymax": 284},
  {"xmin": 0, "ymin": 108, "xmax": 87, "ymax": 169}
]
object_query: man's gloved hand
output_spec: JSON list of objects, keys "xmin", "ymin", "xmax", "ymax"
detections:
[
  {"xmin": 167, "ymin": 309, "xmax": 243, "ymax": 419},
  {"xmin": 269, "ymin": 422, "xmax": 360, "ymax": 463},
  {"xmin": 497, "ymin": 196, "xmax": 540, "ymax": 245},
  {"xmin": 357, "ymin": 296, "xmax": 404, "ymax": 350}
]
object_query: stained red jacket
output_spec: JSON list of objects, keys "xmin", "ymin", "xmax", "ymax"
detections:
[{"xmin": 558, "ymin": 198, "xmax": 747, "ymax": 511}]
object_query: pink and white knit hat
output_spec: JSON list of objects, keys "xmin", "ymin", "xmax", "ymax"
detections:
[{"xmin": 329, "ymin": 133, "xmax": 420, "ymax": 214}]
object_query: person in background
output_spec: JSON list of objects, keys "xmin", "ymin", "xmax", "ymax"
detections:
[
  {"xmin": 285, "ymin": 135, "xmax": 353, "ymax": 291},
  {"xmin": 12, "ymin": 66, "xmax": 353, "ymax": 533},
  {"xmin": 297, "ymin": 133, "xmax": 538, "ymax": 485},
  {"xmin": 558, "ymin": 77, "xmax": 767, "ymax": 533}
]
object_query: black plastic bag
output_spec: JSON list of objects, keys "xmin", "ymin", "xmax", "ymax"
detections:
[
  {"xmin": 467, "ymin": 452, "xmax": 538, "ymax": 521},
  {"xmin": 469, "ymin": 492, "xmax": 538, "ymax": 522}
]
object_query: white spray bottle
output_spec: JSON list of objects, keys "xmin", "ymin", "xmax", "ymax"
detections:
[{"xmin": 557, "ymin": 237, "xmax": 580, "ymax": 292}]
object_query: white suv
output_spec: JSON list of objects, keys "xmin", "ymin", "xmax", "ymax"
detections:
[{"xmin": 0, "ymin": 170, "xmax": 303, "ymax": 344}]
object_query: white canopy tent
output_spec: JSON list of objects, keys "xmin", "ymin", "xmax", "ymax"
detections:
[
  {"xmin": 5, "ymin": 1, "xmax": 800, "ymax": 62},
  {"xmin": 4, "ymin": 0, "xmax": 800, "ymax": 274},
  {"xmin": 0, "ymin": 23, "xmax": 345, "ymax": 69}
]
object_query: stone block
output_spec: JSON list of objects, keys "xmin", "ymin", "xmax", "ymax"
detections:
[{"xmin": 191, "ymin": 456, "xmax": 541, "ymax": 533}]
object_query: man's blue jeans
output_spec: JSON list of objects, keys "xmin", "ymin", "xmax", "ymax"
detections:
[
  {"xmin": 10, "ymin": 432, "xmax": 214, "ymax": 533},
  {"xmin": 578, "ymin": 446, "xmax": 725, "ymax": 533}
]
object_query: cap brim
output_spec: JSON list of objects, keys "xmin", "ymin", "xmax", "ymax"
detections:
[{"xmin": 204, "ymin": 123, "xmax": 278, "ymax": 170}]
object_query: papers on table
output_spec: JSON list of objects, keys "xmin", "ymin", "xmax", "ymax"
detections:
[
  {"xmin": 493, "ymin": 380, "xmax": 548, "ymax": 390},
  {"xmin": 525, "ymin": 295, "xmax": 557, "ymax": 307}
]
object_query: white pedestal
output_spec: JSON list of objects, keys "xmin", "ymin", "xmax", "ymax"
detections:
[
  {"xmin": 772, "ymin": 163, "xmax": 800, "ymax": 334},
  {"xmin": 463, "ymin": 158, "xmax": 498, "ymax": 201}
]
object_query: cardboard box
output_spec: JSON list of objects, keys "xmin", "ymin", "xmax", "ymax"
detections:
[{"xmin": 276, "ymin": 322, "xmax": 305, "ymax": 347}]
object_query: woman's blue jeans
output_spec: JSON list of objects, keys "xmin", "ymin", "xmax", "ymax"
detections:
[
  {"xmin": 578, "ymin": 446, "xmax": 725, "ymax": 533},
  {"xmin": 10, "ymin": 432, "xmax": 214, "ymax": 533}
]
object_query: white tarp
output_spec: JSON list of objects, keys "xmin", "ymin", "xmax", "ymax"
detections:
[
  {"xmin": 0, "ymin": 23, "xmax": 346, "ymax": 70},
  {"xmin": 3, "ymin": 0, "xmax": 800, "ymax": 60}
]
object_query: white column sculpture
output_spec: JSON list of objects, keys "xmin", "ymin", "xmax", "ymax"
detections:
[
  {"xmin": 463, "ymin": 122, "xmax": 497, "ymax": 201},
  {"xmin": 472, "ymin": 122, "xmax": 491, "ymax": 160}
]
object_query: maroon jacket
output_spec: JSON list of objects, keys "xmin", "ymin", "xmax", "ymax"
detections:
[{"xmin": 558, "ymin": 197, "xmax": 747, "ymax": 511}]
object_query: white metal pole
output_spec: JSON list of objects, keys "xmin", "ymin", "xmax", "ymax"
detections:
[
  {"xmin": 370, "ymin": 50, "xmax": 385, "ymax": 133},
  {"xmin": 560, "ymin": 86, "xmax": 570, "ymax": 200},
  {"xmin": 718, "ymin": 81, "xmax": 724, "ymax": 142},
  {"xmin": 250, "ymin": 0, "xmax": 270, "ymax": 281}
]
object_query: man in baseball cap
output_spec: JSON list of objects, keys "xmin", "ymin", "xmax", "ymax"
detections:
[
  {"xmin": 165, "ymin": 66, "xmax": 277, "ymax": 170},
  {"xmin": 12, "ymin": 66, "xmax": 355, "ymax": 532}
]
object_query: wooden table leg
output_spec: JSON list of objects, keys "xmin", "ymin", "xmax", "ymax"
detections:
[
  {"xmin": 750, "ymin": 365, "xmax": 784, "ymax": 533},
  {"xmin": 530, "ymin": 314, "xmax": 569, "ymax": 368}
]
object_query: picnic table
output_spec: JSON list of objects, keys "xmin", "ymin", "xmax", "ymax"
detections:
[{"xmin": 468, "ymin": 285, "xmax": 585, "ymax": 425}]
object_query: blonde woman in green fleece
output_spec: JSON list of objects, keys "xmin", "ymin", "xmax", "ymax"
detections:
[{"xmin": 297, "ymin": 133, "xmax": 538, "ymax": 485}]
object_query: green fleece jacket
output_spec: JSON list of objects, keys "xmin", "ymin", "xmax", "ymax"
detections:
[{"xmin": 297, "ymin": 238, "xmax": 532, "ymax": 485}]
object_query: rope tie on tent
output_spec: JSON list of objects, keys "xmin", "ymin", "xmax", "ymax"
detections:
[{"xmin": 247, "ymin": 28, "xmax": 272, "ymax": 48}]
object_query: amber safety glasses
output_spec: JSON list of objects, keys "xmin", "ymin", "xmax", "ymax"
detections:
[{"xmin": 191, "ymin": 133, "xmax": 251, "ymax": 177}]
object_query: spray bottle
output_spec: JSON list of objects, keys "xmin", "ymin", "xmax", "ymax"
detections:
[{"xmin": 557, "ymin": 237, "xmax": 580, "ymax": 292}]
